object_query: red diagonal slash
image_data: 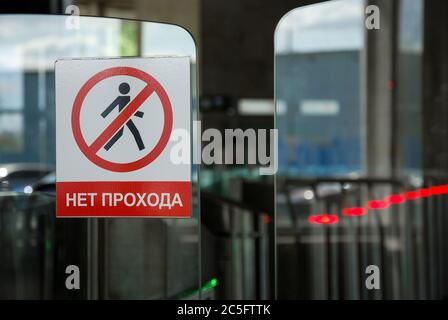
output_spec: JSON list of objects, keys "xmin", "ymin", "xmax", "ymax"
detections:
[{"xmin": 88, "ymin": 84, "xmax": 155, "ymax": 154}]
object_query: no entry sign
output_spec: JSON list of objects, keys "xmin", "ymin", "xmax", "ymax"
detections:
[{"xmin": 55, "ymin": 57, "xmax": 191, "ymax": 218}]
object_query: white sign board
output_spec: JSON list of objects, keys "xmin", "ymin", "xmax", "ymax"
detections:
[{"xmin": 55, "ymin": 57, "xmax": 191, "ymax": 218}]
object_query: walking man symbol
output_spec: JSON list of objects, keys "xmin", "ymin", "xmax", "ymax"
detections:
[{"xmin": 101, "ymin": 82, "xmax": 145, "ymax": 151}]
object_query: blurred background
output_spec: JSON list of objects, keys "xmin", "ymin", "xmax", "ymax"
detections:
[{"xmin": 1, "ymin": 0, "xmax": 448, "ymax": 300}]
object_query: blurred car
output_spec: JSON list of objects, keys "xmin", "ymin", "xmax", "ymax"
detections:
[
  {"xmin": 0, "ymin": 163, "xmax": 54, "ymax": 193},
  {"xmin": 32, "ymin": 171, "xmax": 56, "ymax": 195}
]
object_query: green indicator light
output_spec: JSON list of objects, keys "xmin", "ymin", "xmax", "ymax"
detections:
[
  {"xmin": 45, "ymin": 239, "xmax": 52, "ymax": 251},
  {"xmin": 175, "ymin": 278, "xmax": 218, "ymax": 299},
  {"xmin": 201, "ymin": 278, "xmax": 218, "ymax": 291}
]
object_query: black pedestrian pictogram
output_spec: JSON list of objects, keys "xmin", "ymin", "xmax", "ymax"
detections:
[{"xmin": 101, "ymin": 82, "xmax": 145, "ymax": 151}]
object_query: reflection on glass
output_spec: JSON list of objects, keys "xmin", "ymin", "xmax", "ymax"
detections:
[
  {"xmin": 397, "ymin": 0, "xmax": 423, "ymax": 173},
  {"xmin": 275, "ymin": 0, "xmax": 447, "ymax": 300},
  {"xmin": 0, "ymin": 114, "xmax": 23, "ymax": 154},
  {"xmin": 276, "ymin": 0, "xmax": 364, "ymax": 177},
  {"xmin": 0, "ymin": 72, "xmax": 23, "ymax": 111},
  {"xmin": 0, "ymin": 15, "xmax": 198, "ymax": 300}
]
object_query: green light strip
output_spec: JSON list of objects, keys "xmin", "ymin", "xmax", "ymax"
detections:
[
  {"xmin": 175, "ymin": 278, "xmax": 218, "ymax": 299},
  {"xmin": 201, "ymin": 278, "xmax": 218, "ymax": 292}
]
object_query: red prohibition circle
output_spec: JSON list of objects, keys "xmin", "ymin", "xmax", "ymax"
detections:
[{"xmin": 71, "ymin": 67, "xmax": 173, "ymax": 172}]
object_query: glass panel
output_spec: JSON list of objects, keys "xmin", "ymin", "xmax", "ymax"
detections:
[
  {"xmin": 275, "ymin": 0, "xmax": 364, "ymax": 178},
  {"xmin": 275, "ymin": 0, "xmax": 448, "ymax": 300},
  {"xmin": 0, "ymin": 14, "xmax": 198, "ymax": 299}
]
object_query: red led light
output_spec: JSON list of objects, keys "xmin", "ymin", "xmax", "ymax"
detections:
[
  {"xmin": 430, "ymin": 185, "xmax": 448, "ymax": 195},
  {"xmin": 419, "ymin": 188, "xmax": 432, "ymax": 198},
  {"xmin": 386, "ymin": 194, "xmax": 406, "ymax": 205},
  {"xmin": 405, "ymin": 190, "xmax": 420, "ymax": 200},
  {"xmin": 368, "ymin": 200, "xmax": 389, "ymax": 210},
  {"xmin": 263, "ymin": 214, "xmax": 271, "ymax": 225},
  {"xmin": 308, "ymin": 215, "xmax": 317, "ymax": 224},
  {"xmin": 342, "ymin": 207, "xmax": 366, "ymax": 217},
  {"xmin": 308, "ymin": 214, "xmax": 339, "ymax": 225},
  {"xmin": 306, "ymin": 183, "xmax": 448, "ymax": 226},
  {"xmin": 388, "ymin": 80, "xmax": 396, "ymax": 90}
]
